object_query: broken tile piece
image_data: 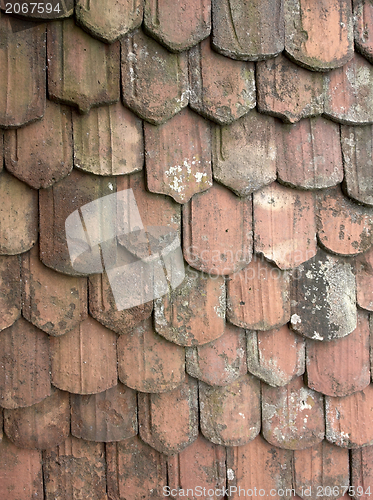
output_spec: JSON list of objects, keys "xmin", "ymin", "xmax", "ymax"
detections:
[
  {"xmin": 306, "ymin": 310, "xmax": 371, "ymax": 397},
  {"xmin": 354, "ymin": 0, "xmax": 373, "ymax": 63},
  {"xmin": 351, "ymin": 445, "xmax": 373, "ymax": 500},
  {"xmin": 76, "ymin": 0, "xmax": 143, "ymax": 43},
  {"xmin": 246, "ymin": 325, "xmax": 305, "ymax": 387},
  {"xmin": 4, "ymin": 100, "xmax": 73, "ymax": 189},
  {"xmin": 4, "ymin": 387, "xmax": 70, "ymax": 450},
  {"xmin": 262, "ymin": 376, "xmax": 325, "ymax": 450},
  {"xmin": 71, "ymin": 382, "xmax": 137, "ymax": 442},
  {"xmin": 0, "ymin": 255, "xmax": 20, "ymax": 332},
  {"xmin": 144, "ymin": 0, "xmax": 211, "ymax": 51},
  {"xmin": 324, "ymin": 52, "xmax": 373, "ymax": 124},
  {"xmin": 0, "ymin": 0, "xmax": 73, "ymax": 18},
  {"xmin": 189, "ymin": 38, "xmax": 256, "ymax": 124},
  {"xmin": 211, "ymin": 0, "xmax": 284, "ymax": 60},
  {"xmin": 254, "ymin": 182, "xmax": 317, "ymax": 269},
  {"xmin": 285, "ymin": 0, "xmax": 354, "ymax": 71},
  {"xmin": 276, "ymin": 116, "xmax": 343, "ymax": 189},
  {"xmin": 73, "ymin": 101, "xmax": 144, "ymax": 176},
  {"xmin": 325, "ymin": 384, "xmax": 373, "ymax": 447},
  {"xmin": 290, "ymin": 249, "xmax": 357, "ymax": 341},
  {"xmin": 50, "ymin": 316, "xmax": 117, "ymax": 394},
  {"xmin": 200, "ymin": 374, "xmax": 260, "ymax": 446},
  {"xmin": 183, "ymin": 182, "xmax": 252, "ymax": 275},
  {"xmin": 186, "ymin": 322, "xmax": 247, "ymax": 386},
  {"xmin": 117, "ymin": 317, "xmax": 185, "ymax": 393},
  {"xmin": 47, "ymin": 19, "xmax": 120, "ymax": 113},
  {"xmin": 257, "ymin": 54, "xmax": 324, "ymax": 123},
  {"xmin": 212, "ymin": 110, "xmax": 277, "ymax": 196},
  {"xmin": 0, "ymin": 318, "xmax": 51, "ymax": 409},
  {"xmin": 121, "ymin": 28, "xmax": 188, "ymax": 124},
  {"xmin": 316, "ymin": 186, "xmax": 373, "ymax": 255},
  {"xmin": 145, "ymin": 108, "xmax": 212, "ymax": 203},
  {"xmin": 356, "ymin": 246, "xmax": 373, "ymax": 311},
  {"xmin": 227, "ymin": 255, "xmax": 290, "ymax": 331}
]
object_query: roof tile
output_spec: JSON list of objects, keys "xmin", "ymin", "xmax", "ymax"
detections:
[
  {"xmin": 186, "ymin": 322, "xmax": 247, "ymax": 386},
  {"xmin": 145, "ymin": 107, "xmax": 212, "ymax": 203},
  {"xmin": 0, "ymin": 318, "xmax": 50, "ymax": 409},
  {"xmin": 211, "ymin": 0, "xmax": 284, "ymax": 61},
  {"xmin": 324, "ymin": 52, "xmax": 373, "ymax": 125},
  {"xmin": 0, "ymin": 15, "xmax": 46, "ymax": 128},
  {"xmin": 200, "ymin": 374, "xmax": 260, "ymax": 446},
  {"xmin": 50, "ymin": 316, "xmax": 118, "ymax": 394},
  {"xmin": 212, "ymin": 110, "xmax": 277, "ymax": 196},
  {"xmin": 0, "ymin": 0, "xmax": 74, "ymax": 18},
  {"xmin": 325, "ymin": 384, "xmax": 373, "ymax": 447},
  {"xmin": 138, "ymin": 375, "xmax": 198, "ymax": 455},
  {"xmin": 144, "ymin": 0, "xmax": 211, "ymax": 52},
  {"xmin": 189, "ymin": 38, "xmax": 256, "ymax": 125},
  {"xmin": 227, "ymin": 255, "xmax": 290, "ymax": 331},
  {"xmin": 284, "ymin": 0, "xmax": 354, "ymax": 71},
  {"xmin": 246, "ymin": 325, "xmax": 305, "ymax": 387},
  {"xmin": 306, "ymin": 309, "xmax": 371, "ymax": 397},
  {"xmin": 290, "ymin": 249, "xmax": 357, "ymax": 341},
  {"xmin": 257, "ymin": 54, "xmax": 324, "ymax": 123},
  {"xmin": 121, "ymin": 28, "xmax": 188, "ymax": 124},
  {"xmin": 356, "ymin": 246, "xmax": 373, "ymax": 311},
  {"xmin": 351, "ymin": 445, "xmax": 373, "ymax": 500},
  {"xmin": 0, "ymin": 255, "xmax": 20, "ymax": 332},
  {"xmin": 4, "ymin": 100, "xmax": 73, "ymax": 189},
  {"xmin": 47, "ymin": 19, "xmax": 120, "ymax": 113},
  {"xmin": 4, "ymin": 387, "xmax": 70, "ymax": 450},
  {"xmin": 276, "ymin": 116, "xmax": 343, "ymax": 190},
  {"xmin": 183, "ymin": 182, "xmax": 252, "ymax": 275},
  {"xmin": 73, "ymin": 101, "xmax": 144, "ymax": 176},
  {"xmin": 117, "ymin": 317, "xmax": 185, "ymax": 392},
  {"xmin": 353, "ymin": 0, "xmax": 373, "ymax": 64},
  {"xmin": 71, "ymin": 382, "xmax": 137, "ymax": 442}
]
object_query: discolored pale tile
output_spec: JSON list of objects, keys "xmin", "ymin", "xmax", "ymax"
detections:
[
  {"xmin": 356, "ymin": 246, "xmax": 373, "ymax": 311},
  {"xmin": 351, "ymin": 445, "xmax": 373, "ymax": 500},
  {"xmin": 354, "ymin": 0, "xmax": 373, "ymax": 63},
  {"xmin": 0, "ymin": 0, "xmax": 73, "ymax": 18},
  {"xmin": 0, "ymin": 255, "xmax": 20, "ymax": 332}
]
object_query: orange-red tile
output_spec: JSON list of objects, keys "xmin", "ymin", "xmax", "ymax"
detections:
[
  {"xmin": 354, "ymin": 0, "xmax": 373, "ymax": 63},
  {"xmin": 324, "ymin": 52, "xmax": 373, "ymax": 124},
  {"xmin": 186, "ymin": 322, "xmax": 247, "ymax": 386},
  {"xmin": 211, "ymin": 0, "xmax": 284, "ymax": 60},
  {"xmin": 189, "ymin": 38, "xmax": 255, "ymax": 124},
  {"xmin": 351, "ymin": 445, "xmax": 373, "ymax": 500},
  {"xmin": 47, "ymin": 19, "xmax": 120, "ymax": 113},
  {"xmin": 121, "ymin": 28, "xmax": 188, "ymax": 124},
  {"xmin": 4, "ymin": 100, "xmax": 73, "ymax": 189},
  {"xmin": 247, "ymin": 325, "xmax": 305, "ymax": 387},
  {"xmin": 50, "ymin": 316, "xmax": 117, "ymax": 394},
  {"xmin": 325, "ymin": 384, "xmax": 373, "ymax": 447},
  {"xmin": 254, "ymin": 182, "xmax": 317, "ymax": 269},
  {"xmin": 71, "ymin": 382, "xmax": 137, "ymax": 442},
  {"xmin": 144, "ymin": 0, "xmax": 211, "ymax": 51},
  {"xmin": 262, "ymin": 376, "xmax": 325, "ymax": 450},
  {"xmin": 117, "ymin": 317, "xmax": 185, "ymax": 392},
  {"xmin": 356, "ymin": 246, "xmax": 373, "ymax": 311},
  {"xmin": 0, "ymin": 255, "xmax": 20, "ymax": 332},
  {"xmin": 0, "ymin": 318, "xmax": 51, "ymax": 409},
  {"xmin": 200, "ymin": 374, "xmax": 260, "ymax": 446},
  {"xmin": 4, "ymin": 387, "xmax": 70, "ymax": 450},
  {"xmin": 306, "ymin": 310, "xmax": 371, "ymax": 397},
  {"xmin": 257, "ymin": 54, "xmax": 324, "ymax": 123},
  {"xmin": 0, "ymin": 15, "xmax": 45, "ymax": 128},
  {"xmin": 227, "ymin": 255, "xmax": 290, "ymax": 331},
  {"xmin": 212, "ymin": 110, "xmax": 277, "ymax": 196},
  {"xmin": 0, "ymin": 0, "xmax": 73, "ymax": 18},
  {"xmin": 290, "ymin": 249, "xmax": 357, "ymax": 340},
  {"xmin": 145, "ymin": 108, "xmax": 212, "ymax": 203},
  {"xmin": 276, "ymin": 116, "xmax": 343, "ymax": 189},
  {"xmin": 183, "ymin": 182, "xmax": 252, "ymax": 275}
]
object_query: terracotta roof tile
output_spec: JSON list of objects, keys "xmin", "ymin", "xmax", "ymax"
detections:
[
  {"xmin": 47, "ymin": 19, "xmax": 120, "ymax": 113},
  {"xmin": 351, "ymin": 445, "xmax": 373, "ymax": 500},
  {"xmin": 306, "ymin": 309, "xmax": 371, "ymax": 397},
  {"xmin": 50, "ymin": 316, "xmax": 118, "ymax": 394},
  {"xmin": 145, "ymin": 107, "xmax": 212, "ymax": 203},
  {"xmin": 0, "ymin": 0, "xmax": 74, "ymax": 18},
  {"xmin": 189, "ymin": 38, "xmax": 256, "ymax": 125},
  {"xmin": 186, "ymin": 322, "xmax": 247, "ymax": 386},
  {"xmin": 0, "ymin": 254, "xmax": 20, "ymax": 332},
  {"xmin": 4, "ymin": 387, "xmax": 70, "ymax": 450},
  {"xmin": 144, "ymin": 0, "xmax": 211, "ymax": 52},
  {"xmin": 212, "ymin": 110, "xmax": 277, "ymax": 196},
  {"xmin": 354, "ymin": 0, "xmax": 373, "ymax": 64},
  {"xmin": 211, "ymin": 0, "xmax": 284, "ymax": 61},
  {"xmin": 276, "ymin": 116, "xmax": 343, "ymax": 190},
  {"xmin": 117, "ymin": 317, "xmax": 185, "ymax": 392},
  {"xmin": 356, "ymin": 246, "xmax": 373, "ymax": 311},
  {"xmin": 71, "ymin": 382, "xmax": 137, "ymax": 442},
  {"xmin": 246, "ymin": 325, "xmax": 305, "ymax": 387},
  {"xmin": 227, "ymin": 255, "xmax": 290, "ymax": 331}
]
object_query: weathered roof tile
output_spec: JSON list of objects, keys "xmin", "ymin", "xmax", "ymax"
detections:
[
  {"xmin": 353, "ymin": 0, "xmax": 373, "ymax": 64},
  {"xmin": 0, "ymin": 255, "xmax": 20, "ymax": 332},
  {"xmin": 351, "ymin": 445, "xmax": 373, "ymax": 500},
  {"xmin": 356, "ymin": 246, "xmax": 373, "ymax": 311}
]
